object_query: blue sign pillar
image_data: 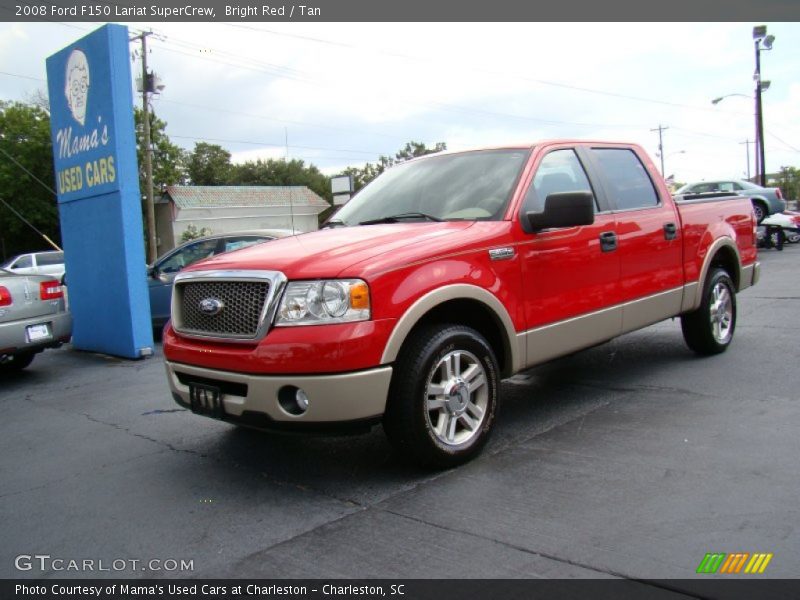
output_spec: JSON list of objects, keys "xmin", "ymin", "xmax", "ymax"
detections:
[{"xmin": 46, "ymin": 24, "xmax": 153, "ymax": 359}]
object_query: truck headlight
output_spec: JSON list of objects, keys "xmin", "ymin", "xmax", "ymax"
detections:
[{"xmin": 275, "ymin": 279, "xmax": 370, "ymax": 326}]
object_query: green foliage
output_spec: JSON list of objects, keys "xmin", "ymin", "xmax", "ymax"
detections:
[
  {"xmin": 180, "ymin": 224, "xmax": 212, "ymax": 242},
  {"xmin": 133, "ymin": 107, "xmax": 187, "ymax": 196},
  {"xmin": 186, "ymin": 142, "xmax": 232, "ymax": 185},
  {"xmin": 0, "ymin": 101, "xmax": 60, "ymax": 260},
  {"xmin": 230, "ymin": 158, "xmax": 332, "ymax": 202},
  {"xmin": 776, "ymin": 166, "xmax": 799, "ymax": 201},
  {"xmin": 336, "ymin": 140, "xmax": 447, "ymax": 193}
]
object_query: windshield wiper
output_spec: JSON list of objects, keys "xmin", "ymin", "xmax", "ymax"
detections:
[
  {"xmin": 359, "ymin": 212, "xmax": 443, "ymax": 225},
  {"xmin": 321, "ymin": 219, "xmax": 348, "ymax": 229}
]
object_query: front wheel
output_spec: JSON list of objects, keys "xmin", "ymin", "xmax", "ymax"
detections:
[
  {"xmin": 681, "ymin": 268, "xmax": 737, "ymax": 355},
  {"xmin": 383, "ymin": 324, "xmax": 499, "ymax": 468}
]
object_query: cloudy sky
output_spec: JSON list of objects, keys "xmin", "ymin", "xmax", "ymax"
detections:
[{"xmin": 1, "ymin": 21, "xmax": 799, "ymax": 184}]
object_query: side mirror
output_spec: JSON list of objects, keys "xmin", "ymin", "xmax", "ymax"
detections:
[
  {"xmin": 147, "ymin": 265, "xmax": 157, "ymax": 278},
  {"xmin": 527, "ymin": 191, "xmax": 595, "ymax": 231}
]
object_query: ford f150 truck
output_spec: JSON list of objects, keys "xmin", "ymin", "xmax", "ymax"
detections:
[{"xmin": 163, "ymin": 141, "xmax": 759, "ymax": 467}]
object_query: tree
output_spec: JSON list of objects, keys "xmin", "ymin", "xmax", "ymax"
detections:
[
  {"xmin": 180, "ymin": 224, "xmax": 212, "ymax": 242},
  {"xmin": 335, "ymin": 140, "xmax": 447, "ymax": 193},
  {"xmin": 186, "ymin": 142, "xmax": 233, "ymax": 185},
  {"xmin": 777, "ymin": 166, "xmax": 799, "ymax": 202},
  {"xmin": 133, "ymin": 107, "xmax": 186, "ymax": 196},
  {"xmin": 395, "ymin": 140, "xmax": 447, "ymax": 162},
  {"xmin": 229, "ymin": 158, "xmax": 331, "ymax": 202},
  {"xmin": 0, "ymin": 101, "xmax": 60, "ymax": 260}
]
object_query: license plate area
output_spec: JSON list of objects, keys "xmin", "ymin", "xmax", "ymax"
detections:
[
  {"xmin": 189, "ymin": 383, "xmax": 224, "ymax": 419},
  {"xmin": 26, "ymin": 323, "xmax": 52, "ymax": 343}
]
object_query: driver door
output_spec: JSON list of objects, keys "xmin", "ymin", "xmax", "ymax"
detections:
[{"xmin": 517, "ymin": 146, "xmax": 622, "ymax": 366}]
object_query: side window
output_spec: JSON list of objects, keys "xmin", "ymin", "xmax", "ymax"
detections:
[
  {"xmin": 223, "ymin": 236, "xmax": 270, "ymax": 252},
  {"xmin": 523, "ymin": 149, "xmax": 595, "ymax": 214},
  {"xmin": 159, "ymin": 239, "xmax": 219, "ymax": 274},
  {"xmin": 732, "ymin": 182, "xmax": 745, "ymax": 191},
  {"xmin": 37, "ymin": 252, "xmax": 64, "ymax": 266},
  {"xmin": 717, "ymin": 182, "xmax": 735, "ymax": 192},
  {"xmin": 12, "ymin": 255, "xmax": 33, "ymax": 269},
  {"xmin": 590, "ymin": 148, "xmax": 659, "ymax": 210}
]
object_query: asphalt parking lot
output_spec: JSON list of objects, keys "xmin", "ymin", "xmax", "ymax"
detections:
[{"xmin": 1, "ymin": 246, "xmax": 798, "ymax": 581}]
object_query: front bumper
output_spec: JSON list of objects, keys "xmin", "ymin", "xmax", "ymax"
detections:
[
  {"xmin": 166, "ymin": 360, "xmax": 392, "ymax": 425},
  {"xmin": 0, "ymin": 311, "xmax": 72, "ymax": 356}
]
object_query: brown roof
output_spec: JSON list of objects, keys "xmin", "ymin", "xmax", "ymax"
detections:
[{"xmin": 164, "ymin": 186, "xmax": 329, "ymax": 210}]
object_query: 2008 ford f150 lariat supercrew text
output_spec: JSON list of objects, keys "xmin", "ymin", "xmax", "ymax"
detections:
[{"xmin": 163, "ymin": 141, "xmax": 759, "ymax": 467}]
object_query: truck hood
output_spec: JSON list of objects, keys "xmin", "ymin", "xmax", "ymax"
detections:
[{"xmin": 186, "ymin": 222, "xmax": 477, "ymax": 279}]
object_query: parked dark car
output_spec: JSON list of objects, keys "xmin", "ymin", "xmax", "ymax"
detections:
[
  {"xmin": 674, "ymin": 179, "xmax": 784, "ymax": 222},
  {"xmin": 148, "ymin": 230, "xmax": 294, "ymax": 329},
  {"xmin": 0, "ymin": 268, "xmax": 72, "ymax": 372}
]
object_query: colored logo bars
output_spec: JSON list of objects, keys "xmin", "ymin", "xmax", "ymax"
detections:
[{"xmin": 696, "ymin": 552, "xmax": 773, "ymax": 574}]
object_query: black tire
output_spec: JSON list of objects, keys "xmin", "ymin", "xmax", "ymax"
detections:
[
  {"xmin": 752, "ymin": 201, "xmax": 767, "ymax": 224},
  {"xmin": 383, "ymin": 324, "xmax": 499, "ymax": 468},
  {"xmin": 0, "ymin": 352, "xmax": 36, "ymax": 373},
  {"xmin": 681, "ymin": 268, "xmax": 737, "ymax": 355}
]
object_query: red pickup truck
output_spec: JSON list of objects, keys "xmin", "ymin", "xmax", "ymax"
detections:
[{"xmin": 163, "ymin": 141, "xmax": 759, "ymax": 467}]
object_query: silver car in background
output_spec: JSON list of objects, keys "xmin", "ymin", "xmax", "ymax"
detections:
[
  {"xmin": 0, "ymin": 268, "xmax": 72, "ymax": 372},
  {"xmin": 1, "ymin": 250, "xmax": 66, "ymax": 280},
  {"xmin": 674, "ymin": 180, "xmax": 785, "ymax": 223}
]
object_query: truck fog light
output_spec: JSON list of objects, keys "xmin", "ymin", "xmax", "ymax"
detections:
[
  {"xmin": 278, "ymin": 386, "xmax": 309, "ymax": 415},
  {"xmin": 296, "ymin": 389, "xmax": 309, "ymax": 410}
]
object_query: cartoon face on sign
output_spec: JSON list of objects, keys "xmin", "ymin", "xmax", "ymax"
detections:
[{"xmin": 64, "ymin": 49, "xmax": 90, "ymax": 126}]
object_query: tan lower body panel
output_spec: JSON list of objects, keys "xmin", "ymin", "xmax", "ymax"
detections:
[
  {"xmin": 522, "ymin": 286, "xmax": 687, "ymax": 369},
  {"xmin": 166, "ymin": 361, "xmax": 392, "ymax": 422}
]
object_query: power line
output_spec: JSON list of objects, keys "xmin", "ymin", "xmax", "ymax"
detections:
[
  {"xmin": 0, "ymin": 196, "xmax": 61, "ymax": 252},
  {"xmin": 0, "ymin": 145, "xmax": 57, "ymax": 196},
  {"xmin": 221, "ymin": 23, "xmax": 751, "ymax": 116},
  {"xmin": 170, "ymin": 134, "xmax": 384, "ymax": 157}
]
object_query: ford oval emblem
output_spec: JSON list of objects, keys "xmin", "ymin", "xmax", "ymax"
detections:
[{"xmin": 199, "ymin": 298, "xmax": 224, "ymax": 316}]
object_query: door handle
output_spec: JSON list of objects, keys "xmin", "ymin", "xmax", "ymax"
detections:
[
  {"xmin": 599, "ymin": 231, "xmax": 618, "ymax": 252},
  {"xmin": 663, "ymin": 222, "xmax": 678, "ymax": 240}
]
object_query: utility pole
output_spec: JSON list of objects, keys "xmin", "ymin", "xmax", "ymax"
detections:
[
  {"xmin": 754, "ymin": 40, "xmax": 767, "ymax": 187},
  {"xmin": 651, "ymin": 124, "xmax": 669, "ymax": 177},
  {"xmin": 133, "ymin": 31, "xmax": 158, "ymax": 263},
  {"xmin": 739, "ymin": 139, "xmax": 753, "ymax": 180}
]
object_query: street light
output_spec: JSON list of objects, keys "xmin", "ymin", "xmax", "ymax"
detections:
[
  {"xmin": 711, "ymin": 93, "xmax": 750, "ymax": 105},
  {"xmin": 712, "ymin": 81, "xmax": 770, "ymax": 183},
  {"xmin": 753, "ymin": 25, "xmax": 775, "ymax": 187}
]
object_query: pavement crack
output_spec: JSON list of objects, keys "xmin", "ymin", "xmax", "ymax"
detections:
[
  {"xmin": 78, "ymin": 411, "xmax": 208, "ymax": 458},
  {"xmin": 378, "ymin": 509, "xmax": 704, "ymax": 597}
]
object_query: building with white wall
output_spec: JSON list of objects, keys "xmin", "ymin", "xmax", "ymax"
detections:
[{"xmin": 156, "ymin": 185, "xmax": 329, "ymax": 253}]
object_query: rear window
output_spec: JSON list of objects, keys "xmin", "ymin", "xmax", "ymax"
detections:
[
  {"xmin": 590, "ymin": 148, "xmax": 660, "ymax": 210},
  {"xmin": 11, "ymin": 255, "xmax": 33, "ymax": 269},
  {"xmin": 36, "ymin": 252, "xmax": 64, "ymax": 266}
]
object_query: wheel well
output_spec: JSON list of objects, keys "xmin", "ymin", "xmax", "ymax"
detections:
[
  {"xmin": 709, "ymin": 246, "xmax": 740, "ymax": 290},
  {"xmin": 406, "ymin": 298, "xmax": 512, "ymax": 378},
  {"xmin": 751, "ymin": 198, "xmax": 768, "ymax": 215}
]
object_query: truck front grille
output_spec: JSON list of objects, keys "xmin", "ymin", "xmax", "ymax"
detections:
[{"xmin": 176, "ymin": 280, "xmax": 270, "ymax": 338}]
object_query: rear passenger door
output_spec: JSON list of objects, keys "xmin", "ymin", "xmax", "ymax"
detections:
[{"xmin": 584, "ymin": 146, "xmax": 683, "ymax": 332}]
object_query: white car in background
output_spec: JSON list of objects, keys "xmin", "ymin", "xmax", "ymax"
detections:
[{"xmin": 1, "ymin": 250, "xmax": 65, "ymax": 280}]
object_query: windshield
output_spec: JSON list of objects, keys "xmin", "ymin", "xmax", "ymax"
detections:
[{"xmin": 333, "ymin": 149, "xmax": 530, "ymax": 225}]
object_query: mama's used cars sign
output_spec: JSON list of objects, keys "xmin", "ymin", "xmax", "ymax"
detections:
[
  {"xmin": 46, "ymin": 24, "xmax": 153, "ymax": 359},
  {"xmin": 48, "ymin": 28, "xmax": 124, "ymax": 202}
]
